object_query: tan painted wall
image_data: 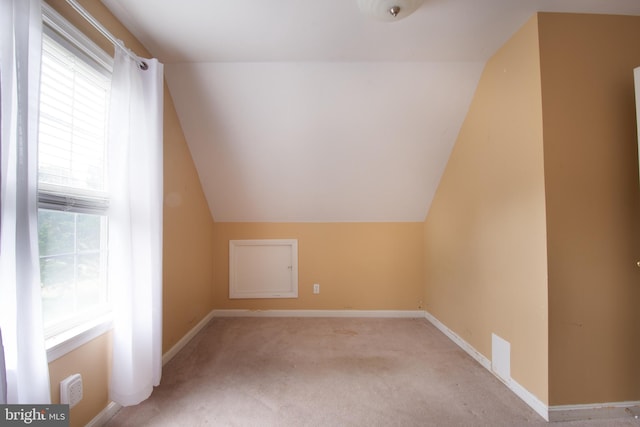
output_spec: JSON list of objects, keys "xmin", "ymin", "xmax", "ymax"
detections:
[
  {"xmin": 213, "ymin": 222, "xmax": 425, "ymax": 310},
  {"xmin": 44, "ymin": 0, "xmax": 215, "ymax": 423},
  {"xmin": 162, "ymin": 76, "xmax": 216, "ymax": 351},
  {"xmin": 539, "ymin": 13, "xmax": 640, "ymax": 405},
  {"xmin": 48, "ymin": 334, "xmax": 111, "ymax": 427},
  {"xmin": 423, "ymin": 16, "xmax": 549, "ymax": 403}
]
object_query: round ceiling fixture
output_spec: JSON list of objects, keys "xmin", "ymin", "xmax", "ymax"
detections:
[{"xmin": 356, "ymin": 0, "xmax": 425, "ymax": 22}]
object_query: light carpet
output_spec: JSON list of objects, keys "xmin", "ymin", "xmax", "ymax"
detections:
[{"xmin": 105, "ymin": 317, "xmax": 639, "ymax": 426}]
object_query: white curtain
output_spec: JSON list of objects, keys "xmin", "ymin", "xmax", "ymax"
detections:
[
  {"xmin": 0, "ymin": 329, "xmax": 7, "ymax": 404},
  {"xmin": 108, "ymin": 47, "xmax": 164, "ymax": 406},
  {"xmin": 0, "ymin": 0, "xmax": 51, "ymax": 404}
]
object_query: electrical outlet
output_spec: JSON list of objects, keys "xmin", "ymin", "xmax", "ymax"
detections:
[{"xmin": 313, "ymin": 283, "xmax": 320, "ymax": 294}]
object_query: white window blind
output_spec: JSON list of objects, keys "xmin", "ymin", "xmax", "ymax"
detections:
[{"xmin": 38, "ymin": 30, "xmax": 110, "ymax": 212}]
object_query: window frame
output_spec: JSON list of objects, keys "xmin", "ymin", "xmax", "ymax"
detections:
[{"xmin": 40, "ymin": 3, "xmax": 114, "ymax": 362}]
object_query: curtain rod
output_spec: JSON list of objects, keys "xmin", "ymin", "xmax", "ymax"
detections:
[{"xmin": 63, "ymin": 0, "xmax": 148, "ymax": 70}]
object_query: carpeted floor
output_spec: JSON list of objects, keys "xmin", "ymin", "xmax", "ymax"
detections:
[{"xmin": 105, "ymin": 317, "xmax": 639, "ymax": 427}]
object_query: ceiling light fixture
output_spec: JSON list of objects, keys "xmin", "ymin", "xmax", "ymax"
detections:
[{"xmin": 356, "ymin": 0, "xmax": 425, "ymax": 22}]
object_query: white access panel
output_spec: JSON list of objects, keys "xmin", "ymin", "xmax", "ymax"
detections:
[
  {"xmin": 229, "ymin": 239, "xmax": 298, "ymax": 299},
  {"xmin": 491, "ymin": 333, "xmax": 511, "ymax": 383}
]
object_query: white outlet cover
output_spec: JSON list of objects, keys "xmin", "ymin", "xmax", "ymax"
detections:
[{"xmin": 60, "ymin": 373, "xmax": 83, "ymax": 408}]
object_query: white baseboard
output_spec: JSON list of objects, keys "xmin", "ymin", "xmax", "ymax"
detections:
[
  {"xmin": 162, "ymin": 310, "xmax": 216, "ymax": 366},
  {"xmin": 423, "ymin": 311, "xmax": 491, "ymax": 370},
  {"xmin": 549, "ymin": 401, "xmax": 640, "ymax": 422},
  {"xmin": 507, "ymin": 376, "xmax": 549, "ymax": 421},
  {"xmin": 85, "ymin": 401, "xmax": 121, "ymax": 427},
  {"xmin": 423, "ymin": 310, "xmax": 549, "ymax": 421},
  {"xmin": 211, "ymin": 309, "xmax": 425, "ymax": 318}
]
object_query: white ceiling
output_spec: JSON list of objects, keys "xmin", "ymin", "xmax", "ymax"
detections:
[{"xmin": 102, "ymin": 0, "xmax": 640, "ymax": 222}]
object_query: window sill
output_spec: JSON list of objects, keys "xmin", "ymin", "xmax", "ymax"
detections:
[{"xmin": 46, "ymin": 314, "xmax": 112, "ymax": 363}]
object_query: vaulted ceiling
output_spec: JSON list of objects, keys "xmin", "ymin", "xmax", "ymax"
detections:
[{"xmin": 101, "ymin": 0, "xmax": 640, "ymax": 222}]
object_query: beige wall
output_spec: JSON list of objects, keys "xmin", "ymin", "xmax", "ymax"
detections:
[
  {"xmin": 43, "ymin": 1, "xmax": 215, "ymax": 425},
  {"xmin": 48, "ymin": 334, "xmax": 111, "ymax": 427},
  {"xmin": 423, "ymin": 16, "xmax": 549, "ymax": 403},
  {"xmin": 539, "ymin": 13, "xmax": 640, "ymax": 405},
  {"xmin": 213, "ymin": 222, "xmax": 425, "ymax": 310},
  {"xmin": 424, "ymin": 11, "xmax": 640, "ymax": 408},
  {"xmin": 162, "ymin": 79, "xmax": 216, "ymax": 352}
]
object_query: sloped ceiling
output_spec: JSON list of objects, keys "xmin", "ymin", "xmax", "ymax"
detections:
[{"xmin": 102, "ymin": 0, "xmax": 640, "ymax": 222}]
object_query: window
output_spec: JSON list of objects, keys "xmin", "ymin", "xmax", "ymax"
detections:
[{"xmin": 38, "ymin": 5, "xmax": 113, "ymax": 350}]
